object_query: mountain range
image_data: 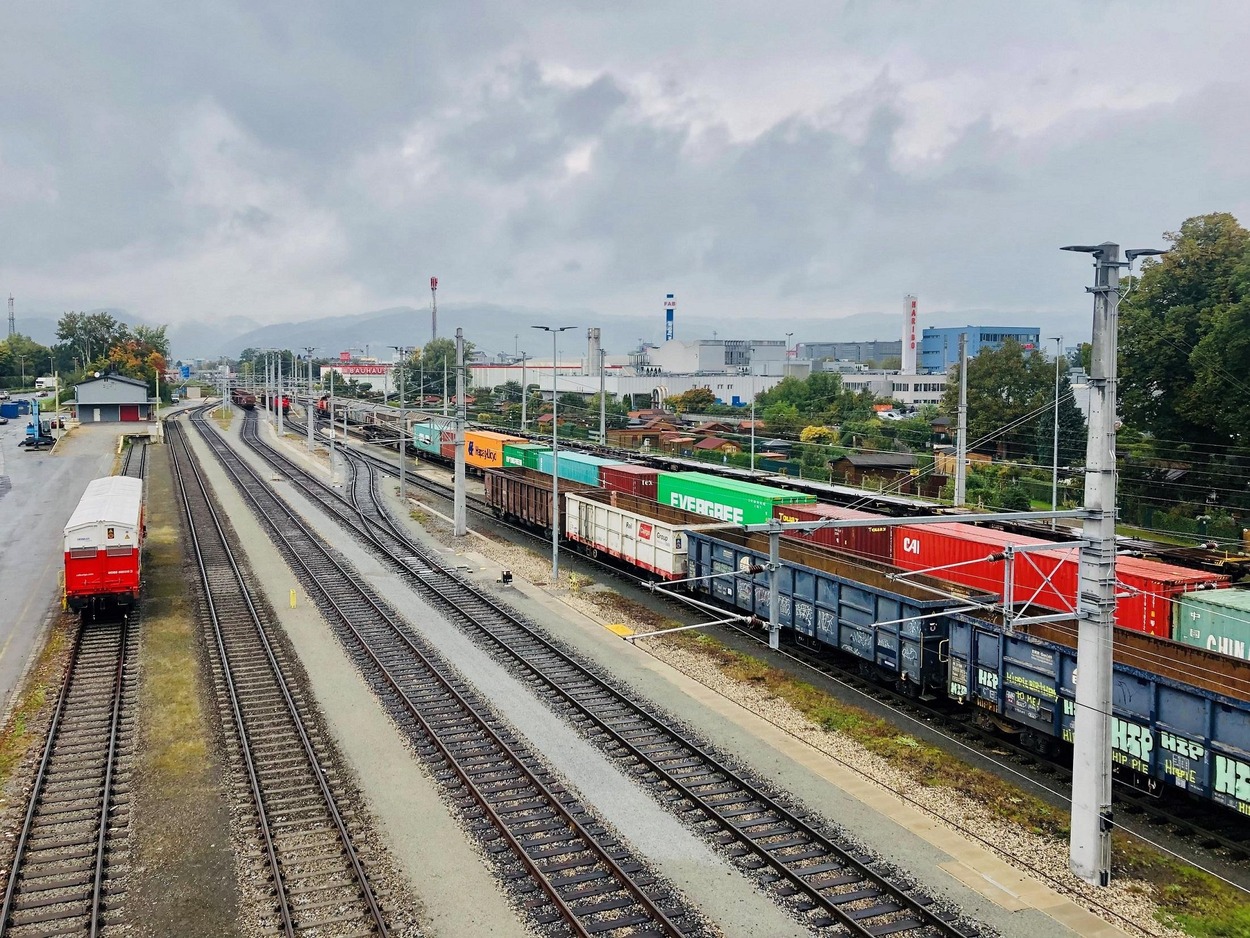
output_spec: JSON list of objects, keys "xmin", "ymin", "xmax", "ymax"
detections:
[{"xmin": 11, "ymin": 303, "xmax": 1092, "ymax": 363}]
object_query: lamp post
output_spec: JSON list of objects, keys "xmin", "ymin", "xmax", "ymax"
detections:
[
  {"xmin": 785, "ymin": 332, "xmax": 793, "ymax": 358},
  {"xmin": 533, "ymin": 325, "xmax": 576, "ymax": 582},
  {"xmin": 1049, "ymin": 336, "xmax": 1062, "ymax": 530},
  {"xmin": 749, "ymin": 348, "xmax": 756, "ymax": 474},
  {"xmin": 18, "ymin": 355, "xmax": 26, "ymax": 391},
  {"xmin": 598, "ymin": 347, "xmax": 606, "ymax": 446},
  {"xmin": 389, "ymin": 345, "xmax": 410, "ymax": 506},
  {"xmin": 519, "ymin": 353, "xmax": 529, "ymax": 432},
  {"xmin": 303, "ymin": 346, "xmax": 317, "ymax": 452}
]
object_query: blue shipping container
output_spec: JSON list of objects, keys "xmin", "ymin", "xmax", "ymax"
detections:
[
  {"xmin": 0, "ymin": 403, "xmax": 17, "ymax": 419},
  {"xmin": 535, "ymin": 451, "xmax": 620, "ymax": 488}
]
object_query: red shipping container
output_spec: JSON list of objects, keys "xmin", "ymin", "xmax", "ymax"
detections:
[
  {"xmin": 893, "ymin": 521, "xmax": 1077, "ymax": 615},
  {"xmin": 600, "ymin": 464, "xmax": 660, "ymax": 499},
  {"xmin": 439, "ymin": 430, "xmax": 455, "ymax": 460},
  {"xmin": 1114, "ymin": 555, "xmax": 1228, "ymax": 638},
  {"xmin": 891, "ymin": 521, "xmax": 1228, "ymax": 635},
  {"xmin": 772, "ymin": 502, "xmax": 893, "ymax": 563}
]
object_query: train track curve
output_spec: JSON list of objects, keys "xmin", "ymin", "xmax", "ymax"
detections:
[
  {"xmin": 247, "ymin": 413, "xmax": 980, "ymax": 936},
  {"xmin": 189, "ymin": 409, "xmax": 700, "ymax": 937}
]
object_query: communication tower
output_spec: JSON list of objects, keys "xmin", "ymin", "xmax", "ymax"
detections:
[
  {"xmin": 430, "ymin": 276, "xmax": 438, "ymax": 341},
  {"xmin": 7, "ymin": 295, "xmax": 13, "ymax": 338}
]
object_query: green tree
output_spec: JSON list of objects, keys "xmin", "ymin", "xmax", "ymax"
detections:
[
  {"xmin": 668, "ymin": 386, "xmax": 716, "ymax": 413},
  {"xmin": 0, "ymin": 335, "xmax": 54, "ymax": 390},
  {"xmin": 410, "ymin": 338, "xmax": 475, "ymax": 402},
  {"xmin": 1120, "ymin": 212, "xmax": 1250, "ymax": 448},
  {"xmin": 939, "ymin": 340, "xmax": 1083, "ymax": 461}
]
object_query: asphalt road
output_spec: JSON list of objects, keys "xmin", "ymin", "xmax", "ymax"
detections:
[{"xmin": 0, "ymin": 410, "xmax": 125, "ymax": 718}]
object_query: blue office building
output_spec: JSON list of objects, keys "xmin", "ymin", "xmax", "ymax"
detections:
[{"xmin": 920, "ymin": 326, "xmax": 1041, "ymax": 373}]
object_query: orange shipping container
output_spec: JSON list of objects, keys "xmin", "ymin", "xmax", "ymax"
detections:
[{"xmin": 465, "ymin": 430, "xmax": 528, "ymax": 471}]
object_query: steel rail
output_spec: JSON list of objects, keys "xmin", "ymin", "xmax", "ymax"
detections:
[
  {"xmin": 168, "ymin": 418, "xmax": 390, "ymax": 936},
  {"xmin": 90, "ymin": 618, "xmax": 128, "ymax": 938},
  {"xmin": 0, "ymin": 620, "xmax": 130, "ymax": 937},
  {"xmin": 268, "ymin": 419, "xmax": 976, "ymax": 938},
  {"xmin": 0, "ymin": 630, "xmax": 82, "ymax": 933},
  {"xmin": 166, "ymin": 422, "xmax": 297, "ymax": 937},
  {"xmin": 199, "ymin": 411, "xmax": 688, "ymax": 938}
]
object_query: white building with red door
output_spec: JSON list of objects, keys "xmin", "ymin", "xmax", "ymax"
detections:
[{"xmin": 72, "ymin": 374, "xmax": 154, "ymax": 423}]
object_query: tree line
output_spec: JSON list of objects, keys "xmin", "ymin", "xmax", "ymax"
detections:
[{"xmin": 0, "ymin": 311, "xmax": 171, "ymax": 397}]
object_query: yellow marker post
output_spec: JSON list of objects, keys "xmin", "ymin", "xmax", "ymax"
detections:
[{"xmin": 289, "ymin": 589, "xmax": 297, "ymax": 608}]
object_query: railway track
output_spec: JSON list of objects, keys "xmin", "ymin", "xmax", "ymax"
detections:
[
  {"xmin": 248, "ymin": 412, "xmax": 979, "ymax": 936},
  {"xmin": 192, "ymin": 408, "xmax": 700, "ymax": 937},
  {"xmin": 166, "ymin": 418, "xmax": 392, "ymax": 936},
  {"xmin": 322, "ymin": 417, "xmax": 1250, "ymax": 876},
  {"xmin": 0, "ymin": 618, "xmax": 135, "ymax": 937},
  {"xmin": 119, "ymin": 438, "xmax": 146, "ymax": 479}
]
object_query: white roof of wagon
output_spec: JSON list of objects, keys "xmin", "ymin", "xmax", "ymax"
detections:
[{"xmin": 64, "ymin": 476, "xmax": 144, "ymax": 535}]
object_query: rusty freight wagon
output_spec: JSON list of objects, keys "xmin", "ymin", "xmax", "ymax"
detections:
[{"xmin": 484, "ymin": 467, "xmax": 595, "ymax": 533}]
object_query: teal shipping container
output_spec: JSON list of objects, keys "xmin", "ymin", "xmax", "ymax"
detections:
[
  {"xmin": 1174, "ymin": 588, "xmax": 1250, "ymax": 662},
  {"xmin": 503, "ymin": 442, "xmax": 549, "ymax": 470},
  {"xmin": 411, "ymin": 419, "xmax": 451, "ymax": 456},
  {"xmin": 536, "ymin": 450, "xmax": 620, "ymax": 488},
  {"xmin": 657, "ymin": 472, "xmax": 815, "ymax": 526}
]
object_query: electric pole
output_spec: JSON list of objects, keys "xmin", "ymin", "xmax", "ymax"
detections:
[
  {"xmin": 955, "ymin": 333, "xmax": 968, "ymax": 506},
  {"xmin": 1062, "ymin": 240, "xmax": 1166, "ymax": 886},
  {"xmin": 454, "ymin": 328, "xmax": 466, "ymax": 536},
  {"xmin": 304, "ymin": 347, "xmax": 316, "ymax": 451}
]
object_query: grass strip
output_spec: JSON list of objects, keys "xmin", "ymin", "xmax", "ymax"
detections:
[{"xmin": 643, "ymin": 620, "xmax": 1248, "ymax": 936}]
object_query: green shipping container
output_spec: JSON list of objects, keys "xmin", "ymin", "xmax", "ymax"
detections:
[
  {"xmin": 503, "ymin": 443, "xmax": 549, "ymax": 470},
  {"xmin": 656, "ymin": 472, "xmax": 815, "ymax": 526},
  {"xmin": 1174, "ymin": 588, "xmax": 1250, "ymax": 662}
]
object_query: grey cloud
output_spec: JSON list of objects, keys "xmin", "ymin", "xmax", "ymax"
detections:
[{"xmin": 2, "ymin": 2, "xmax": 1250, "ymax": 335}]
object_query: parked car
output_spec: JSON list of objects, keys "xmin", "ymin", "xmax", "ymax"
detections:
[{"xmin": 0, "ymin": 417, "xmax": 9, "ymax": 425}]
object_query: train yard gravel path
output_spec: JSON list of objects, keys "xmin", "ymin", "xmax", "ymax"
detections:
[
  {"xmin": 183, "ymin": 414, "xmax": 529, "ymax": 938},
  {"xmin": 230, "ymin": 417, "xmax": 817, "ymax": 937},
  {"xmin": 392, "ymin": 462, "xmax": 1174, "ymax": 938},
  {"xmin": 216, "ymin": 415, "xmax": 1194, "ymax": 938}
]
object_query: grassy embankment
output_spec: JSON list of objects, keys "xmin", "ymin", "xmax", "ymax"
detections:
[
  {"xmin": 583, "ymin": 582, "xmax": 1249, "ymax": 938},
  {"xmin": 133, "ymin": 443, "xmax": 241, "ymax": 934}
]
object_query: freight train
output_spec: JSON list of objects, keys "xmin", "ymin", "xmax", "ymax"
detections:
[
  {"xmin": 451, "ymin": 440, "xmax": 1250, "ymax": 816},
  {"xmin": 63, "ymin": 476, "xmax": 144, "ymax": 614},
  {"xmin": 230, "ymin": 388, "xmax": 257, "ymax": 410},
  {"xmin": 319, "ymin": 398, "xmax": 1249, "ymax": 578}
]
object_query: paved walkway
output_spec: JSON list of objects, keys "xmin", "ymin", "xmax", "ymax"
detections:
[{"xmin": 0, "ymin": 418, "xmax": 137, "ymax": 718}]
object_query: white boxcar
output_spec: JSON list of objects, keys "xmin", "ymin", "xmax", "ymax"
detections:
[{"xmin": 564, "ymin": 489, "xmax": 728, "ymax": 581}]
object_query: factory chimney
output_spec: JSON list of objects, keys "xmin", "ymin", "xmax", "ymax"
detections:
[
  {"xmin": 901, "ymin": 294, "xmax": 918, "ymax": 374},
  {"xmin": 664, "ymin": 293, "xmax": 676, "ymax": 341},
  {"xmin": 587, "ymin": 327, "xmax": 602, "ymax": 376}
]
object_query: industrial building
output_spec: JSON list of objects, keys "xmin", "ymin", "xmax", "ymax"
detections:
[
  {"xmin": 72, "ymin": 374, "xmax": 154, "ymax": 423},
  {"xmin": 920, "ymin": 326, "xmax": 1042, "ymax": 373}
]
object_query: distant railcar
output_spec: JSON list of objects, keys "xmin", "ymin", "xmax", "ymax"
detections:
[{"xmin": 230, "ymin": 388, "xmax": 257, "ymax": 410}]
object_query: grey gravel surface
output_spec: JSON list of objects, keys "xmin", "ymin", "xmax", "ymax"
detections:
[
  {"xmin": 184, "ymin": 412, "xmax": 530, "ymax": 938},
  {"xmin": 226, "ymin": 416, "xmax": 817, "ymax": 937}
]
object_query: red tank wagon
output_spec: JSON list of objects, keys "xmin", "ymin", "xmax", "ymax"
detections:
[{"xmin": 64, "ymin": 476, "xmax": 144, "ymax": 614}]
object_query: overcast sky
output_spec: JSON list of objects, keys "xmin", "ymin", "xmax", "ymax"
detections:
[{"xmin": 3, "ymin": 1, "xmax": 1248, "ymax": 330}]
